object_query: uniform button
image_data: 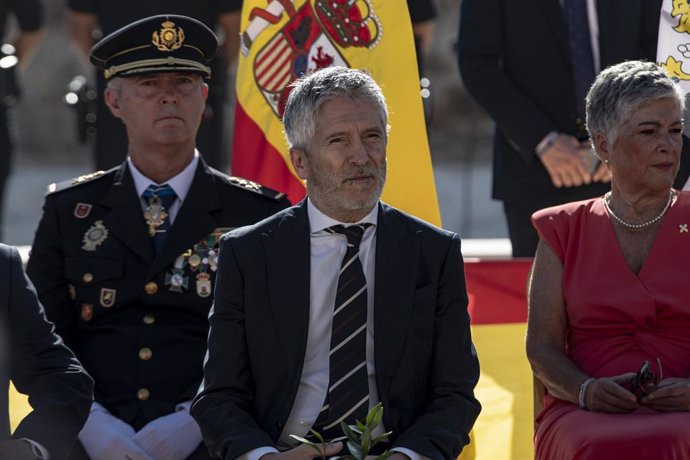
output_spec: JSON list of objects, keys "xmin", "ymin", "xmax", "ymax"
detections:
[
  {"xmin": 137, "ymin": 388, "xmax": 150, "ymax": 401},
  {"xmin": 144, "ymin": 282, "xmax": 158, "ymax": 295},
  {"xmin": 139, "ymin": 347, "xmax": 153, "ymax": 361},
  {"xmin": 83, "ymin": 273, "xmax": 94, "ymax": 283},
  {"xmin": 143, "ymin": 314, "xmax": 156, "ymax": 325}
]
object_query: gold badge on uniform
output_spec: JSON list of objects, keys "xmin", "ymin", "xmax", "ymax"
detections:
[
  {"xmin": 152, "ymin": 20, "xmax": 184, "ymax": 52},
  {"xmin": 74, "ymin": 203, "xmax": 93, "ymax": 219},
  {"xmin": 196, "ymin": 273, "xmax": 212, "ymax": 298},
  {"xmin": 82, "ymin": 220, "xmax": 109, "ymax": 251},
  {"xmin": 81, "ymin": 304, "xmax": 93, "ymax": 321},
  {"xmin": 100, "ymin": 288, "xmax": 116, "ymax": 308}
]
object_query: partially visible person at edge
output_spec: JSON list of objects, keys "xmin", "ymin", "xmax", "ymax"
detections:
[
  {"xmin": 191, "ymin": 66, "xmax": 481, "ymax": 460},
  {"xmin": 26, "ymin": 15, "xmax": 289, "ymax": 460},
  {"xmin": 67, "ymin": 0, "xmax": 241, "ymax": 171},
  {"xmin": 0, "ymin": 0, "xmax": 43, "ymax": 241},
  {"xmin": 0, "ymin": 243, "xmax": 93, "ymax": 460},
  {"xmin": 527, "ymin": 60, "xmax": 690, "ymax": 459}
]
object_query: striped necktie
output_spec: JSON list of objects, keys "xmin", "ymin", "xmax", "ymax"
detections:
[
  {"xmin": 142, "ymin": 184, "xmax": 176, "ymax": 254},
  {"xmin": 312, "ymin": 223, "xmax": 372, "ymax": 439}
]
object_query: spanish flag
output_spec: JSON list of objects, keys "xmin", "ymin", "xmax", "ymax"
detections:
[{"xmin": 231, "ymin": 0, "xmax": 440, "ymax": 225}]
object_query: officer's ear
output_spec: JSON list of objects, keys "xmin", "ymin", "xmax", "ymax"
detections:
[{"xmin": 104, "ymin": 85, "xmax": 123, "ymax": 119}]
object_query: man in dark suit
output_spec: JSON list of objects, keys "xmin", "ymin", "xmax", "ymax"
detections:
[
  {"xmin": 192, "ymin": 67, "xmax": 481, "ymax": 460},
  {"xmin": 26, "ymin": 15, "xmax": 288, "ymax": 460},
  {"xmin": 0, "ymin": 243, "xmax": 93, "ymax": 460},
  {"xmin": 457, "ymin": 0, "xmax": 690, "ymax": 257}
]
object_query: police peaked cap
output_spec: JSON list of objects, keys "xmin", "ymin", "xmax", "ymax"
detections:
[{"xmin": 89, "ymin": 14, "xmax": 219, "ymax": 80}]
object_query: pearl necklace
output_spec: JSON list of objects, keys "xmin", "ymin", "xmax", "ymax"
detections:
[{"xmin": 603, "ymin": 190, "xmax": 675, "ymax": 230}]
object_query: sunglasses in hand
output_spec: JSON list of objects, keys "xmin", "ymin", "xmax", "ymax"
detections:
[{"xmin": 630, "ymin": 359, "xmax": 663, "ymax": 400}]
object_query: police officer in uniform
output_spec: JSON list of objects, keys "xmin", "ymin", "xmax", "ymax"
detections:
[
  {"xmin": 67, "ymin": 0, "xmax": 242, "ymax": 171},
  {"xmin": 26, "ymin": 15, "xmax": 288, "ymax": 460}
]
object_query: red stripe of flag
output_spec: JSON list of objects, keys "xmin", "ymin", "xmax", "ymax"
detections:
[{"xmin": 231, "ymin": 101, "xmax": 306, "ymax": 204}]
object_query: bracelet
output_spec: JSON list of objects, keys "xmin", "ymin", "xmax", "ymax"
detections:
[{"xmin": 578, "ymin": 378, "xmax": 595, "ymax": 409}]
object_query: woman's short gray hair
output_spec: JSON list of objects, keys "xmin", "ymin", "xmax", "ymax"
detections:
[
  {"xmin": 586, "ymin": 60, "xmax": 685, "ymax": 143},
  {"xmin": 282, "ymin": 66, "xmax": 389, "ymax": 151}
]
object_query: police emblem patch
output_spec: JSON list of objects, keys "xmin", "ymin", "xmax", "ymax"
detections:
[
  {"xmin": 73, "ymin": 203, "xmax": 93, "ymax": 219},
  {"xmin": 100, "ymin": 288, "xmax": 116, "ymax": 308},
  {"xmin": 82, "ymin": 220, "xmax": 109, "ymax": 251}
]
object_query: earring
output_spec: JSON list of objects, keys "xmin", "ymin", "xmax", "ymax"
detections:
[{"xmin": 603, "ymin": 159, "xmax": 609, "ymax": 165}]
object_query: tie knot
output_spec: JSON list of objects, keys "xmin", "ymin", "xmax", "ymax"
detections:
[
  {"xmin": 143, "ymin": 183, "xmax": 176, "ymax": 198},
  {"xmin": 327, "ymin": 223, "xmax": 371, "ymax": 248}
]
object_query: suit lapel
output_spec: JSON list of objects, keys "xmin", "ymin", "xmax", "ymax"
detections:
[
  {"xmin": 147, "ymin": 160, "xmax": 222, "ymax": 278},
  {"xmin": 374, "ymin": 203, "xmax": 421, "ymax": 383},
  {"xmin": 100, "ymin": 164, "xmax": 155, "ymax": 263},
  {"xmin": 262, "ymin": 202, "xmax": 311, "ymax": 386},
  {"xmin": 537, "ymin": 0, "xmax": 571, "ymax": 61}
]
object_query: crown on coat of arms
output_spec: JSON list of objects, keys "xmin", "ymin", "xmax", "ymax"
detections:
[{"xmin": 314, "ymin": 0, "xmax": 380, "ymax": 48}]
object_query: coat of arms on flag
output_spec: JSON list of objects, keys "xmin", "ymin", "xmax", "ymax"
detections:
[
  {"xmin": 232, "ymin": 0, "xmax": 441, "ymax": 226},
  {"xmin": 658, "ymin": 0, "xmax": 690, "ymax": 86}
]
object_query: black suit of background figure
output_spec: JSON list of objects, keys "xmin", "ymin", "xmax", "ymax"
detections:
[{"xmin": 0, "ymin": 0, "xmax": 42, "ymax": 241}]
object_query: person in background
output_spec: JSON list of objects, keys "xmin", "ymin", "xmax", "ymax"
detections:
[
  {"xmin": 0, "ymin": 0, "xmax": 43, "ymax": 241},
  {"xmin": 67, "ymin": 0, "xmax": 241, "ymax": 172},
  {"xmin": 192, "ymin": 66, "xmax": 481, "ymax": 460},
  {"xmin": 0, "ymin": 243, "xmax": 93, "ymax": 460},
  {"xmin": 27, "ymin": 15, "xmax": 288, "ymax": 460},
  {"xmin": 457, "ymin": 0, "xmax": 690, "ymax": 257},
  {"xmin": 527, "ymin": 60, "xmax": 690, "ymax": 459}
]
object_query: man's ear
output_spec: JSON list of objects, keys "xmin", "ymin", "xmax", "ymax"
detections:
[
  {"xmin": 289, "ymin": 148, "xmax": 309, "ymax": 180},
  {"xmin": 201, "ymin": 82, "xmax": 209, "ymax": 101},
  {"xmin": 104, "ymin": 87, "xmax": 122, "ymax": 119}
]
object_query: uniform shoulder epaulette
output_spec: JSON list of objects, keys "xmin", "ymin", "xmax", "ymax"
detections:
[
  {"xmin": 47, "ymin": 170, "xmax": 107, "ymax": 194},
  {"xmin": 219, "ymin": 174, "xmax": 287, "ymax": 201}
]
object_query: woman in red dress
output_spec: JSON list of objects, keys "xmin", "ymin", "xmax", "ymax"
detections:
[{"xmin": 527, "ymin": 60, "xmax": 690, "ymax": 459}]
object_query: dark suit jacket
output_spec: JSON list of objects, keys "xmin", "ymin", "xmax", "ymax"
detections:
[
  {"xmin": 192, "ymin": 201, "xmax": 481, "ymax": 460},
  {"xmin": 26, "ymin": 159, "xmax": 289, "ymax": 430},
  {"xmin": 0, "ymin": 244, "xmax": 93, "ymax": 459},
  {"xmin": 457, "ymin": 0, "xmax": 690, "ymax": 210}
]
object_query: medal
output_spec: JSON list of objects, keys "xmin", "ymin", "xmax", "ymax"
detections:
[
  {"xmin": 81, "ymin": 304, "xmax": 93, "ymax": 321},
  {"xmin": 196, "ymin": 273, "xmax": 212, "ymax": 297},
  {"xmin": 82, "ymin": 220, "xmax": 109, "ymax": 251},
  {"xmin": 165, "ymin": 268, "xmax": 189, "ymax": 292},
  {"xmin": 144, "ymin": 196, "xmax": 169, "ymax": 236}
]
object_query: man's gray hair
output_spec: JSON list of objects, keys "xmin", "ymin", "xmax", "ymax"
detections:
[
  {"xmin": 282, "ymin": 66, "xmax": 389, "ymax": 151},
  {"xmin": 586, "ymin": 60, "xmax": 685, "ymax": 144}
]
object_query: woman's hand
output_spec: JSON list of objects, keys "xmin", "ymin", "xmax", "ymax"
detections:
[
  {"xmin": 641, "ymin": 378, "xmax": 690, "ymax": 411},
  {"xmin": 585, "ymin": 373, "xmax": 638, "ymax": 413}
]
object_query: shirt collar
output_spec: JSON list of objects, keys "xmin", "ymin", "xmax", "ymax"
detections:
[
  {"xmin": 307, "ymin": 198, "xmax": 378, "ymax": 234},
  {"xmin": 128, "ymin": 150, "xmax": 199, "ymax": 201}
]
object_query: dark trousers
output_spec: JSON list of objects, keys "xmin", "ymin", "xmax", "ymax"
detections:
[{"xmin": 503, "ymin": 200, "xmax": 541, "ymax": 258}]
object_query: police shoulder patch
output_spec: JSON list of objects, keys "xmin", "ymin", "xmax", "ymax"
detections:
[
  {"xmin": 219, "ymin": 174, "xmax": 287, "ymax": 201},
  {"xmin": 47, "ymin": 170, "xmax": 107, "ymax": 194}
]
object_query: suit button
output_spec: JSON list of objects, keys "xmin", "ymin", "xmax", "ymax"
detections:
[
  {"xmin": 137, "ymin": 388, "xmax": 150, "ymax": 401},
  {"xmin": 144, "ymin": 282, "xmax": 158, "ymax": 295},
  {"xmin": 83, "ymin": 273, "xmax": 94, "ymax": 283},
  {"xmin": 143, "ymin": 314, "xmax": 156, "ymax": 325},
  {"xmin": 139, "ymin": 347, "xmax": 153, "ymax": 361}
]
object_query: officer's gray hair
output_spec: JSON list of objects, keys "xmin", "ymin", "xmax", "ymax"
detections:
[
  {"xmin": 282, "ymin": 66, "xmax": 389, "ymax": 151},
  {"xmin": 586, "ymin": 60, "xmax": 685, "ymax": 144}
]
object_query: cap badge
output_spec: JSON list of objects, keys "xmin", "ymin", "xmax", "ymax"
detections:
[{"xmin": 152, "ymin": 20, "xmax": 185, "ymax": 52}]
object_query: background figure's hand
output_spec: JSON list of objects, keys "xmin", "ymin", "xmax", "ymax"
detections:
[
  {"xmin": 641, "ymin": 378, "xmax": 690, "ymax": 411},
  {"xmin": 585, "ymin": 373, "xmax": 638, "ymax": 413},
  {"xmin": 0, "ymin": 440, "xmax": 38, "ymax": 460},
  {"xmin": 259, "ymin": 442, "xmax": 343, "ymax": 459},
  {"xmin": 539, "ymin": 134, "xmax": 592, "ymax": 187},
  {"xmin": 133, "ymin": 403, "xmax": 202, "ymax": 460},
  {"xmin": 591, "ymin": 161, "xmax": 611, "ymax": 183},
  {"xmin": 79, "ymin": 403, "xmax": 154, "ymax": 460}
]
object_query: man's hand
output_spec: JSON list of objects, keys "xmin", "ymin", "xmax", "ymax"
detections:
[
  {"xmin": 259, "ymin": 442, "xmax": 343, "ymax": 459},
  {"xmin": 133, "ymin": 404, "xmax": 202, "ymax": 460},
  {"xmin": 584, "ymin": 373, "xmax": 638, "ymax": 413},
  {"xmin": 539, "ymin": 134, "xmax": 592, "ymax": 187},
  {"xmin": 641, "ymin": 378, "xmax": 690, "ymax": 411},
  {"xmin": 591, "ymin": 161, "xmax": 611, "ymax": 183},
  {"xmin": 79, "ymin": 404, "xmax": 154, "ymax": 460},
  {"xmin": 0, "ymin": 440, "xmax": 38, "ymax": 460}
]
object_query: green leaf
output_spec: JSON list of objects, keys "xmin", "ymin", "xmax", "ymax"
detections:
[
  {"xmin": 361, "ymin": 428, "xmax": 371, "ymax": 456},
  {"xmin": 356, "ymin": 420, "xmax": 367, "ymax": 432},
  {"xmin": 366, "ymin": 402, "xmax": 384, "ymax": 428},
  {"xmin": 374, "ymin": 450, "xmax": 394, "ymax": 460},
  {"xmin": 288, "ymin": 435, "xmax": 316, "ymax": 447},
  {"xmin": 346, "ymin": 441, "xmax": 364, "ymax": 460},
  {"xmin": 341, "ymin": 421, "xmax": 359, "ymax": 442},
  {"xmin": 371, "ymin": 431, "xmax": 393, "ymax": 446}
]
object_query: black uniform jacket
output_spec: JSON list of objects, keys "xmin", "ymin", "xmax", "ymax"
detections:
[
  {"xmin": 26, "ymin": 159, "xmax": 289, "ymax": 428},
  {"xmin": 0, "ymin": 244, "xmax": 93, "ymax": 459}
]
